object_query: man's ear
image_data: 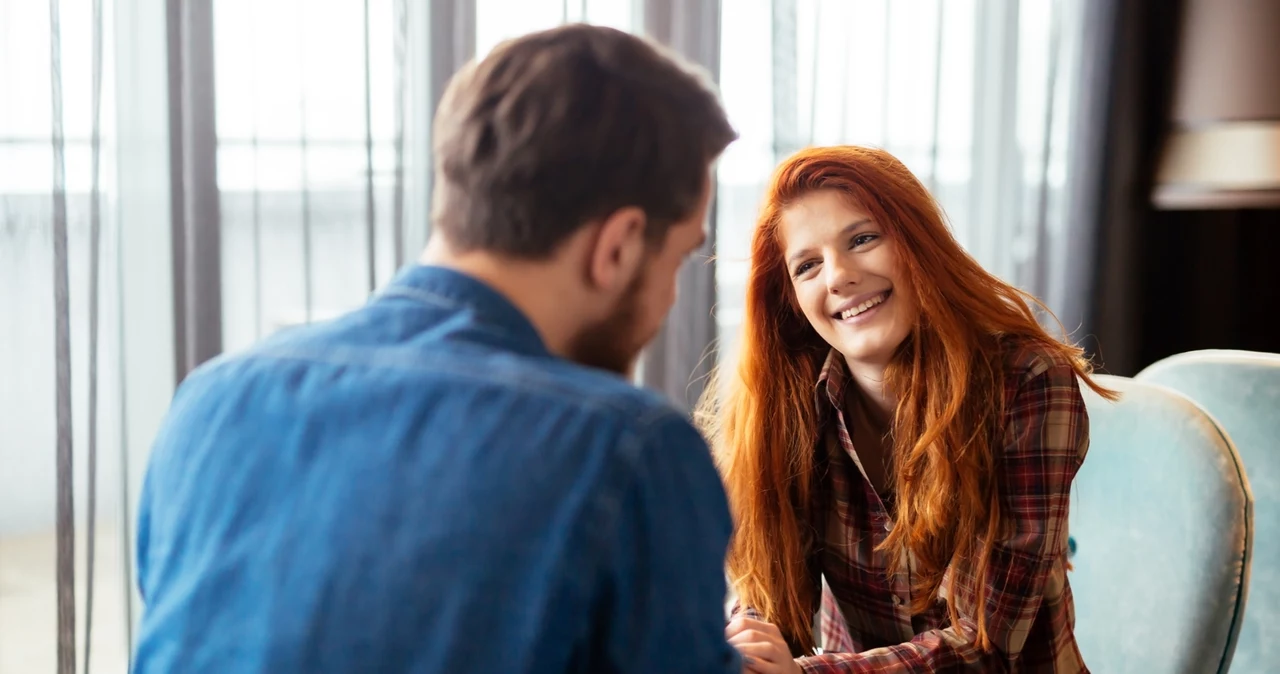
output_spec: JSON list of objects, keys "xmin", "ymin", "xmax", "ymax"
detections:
[{"xmin": 586, "ymin": 206, "xmax": 647, "ymax": 293}]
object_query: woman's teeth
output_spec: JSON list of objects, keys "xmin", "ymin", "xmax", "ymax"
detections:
[{"xmin": 839, "ymin": 292, "xmax": 888, "ymax": 320}]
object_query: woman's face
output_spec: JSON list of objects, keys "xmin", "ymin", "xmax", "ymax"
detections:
[{"xmin": 779, "ymin": 189, "xmax": 917, "ymax": 370}]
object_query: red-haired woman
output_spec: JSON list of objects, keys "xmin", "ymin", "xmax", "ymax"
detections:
[{"xmin": 704, "ymin": 146, "xmax": 1115, "ymax": 673}]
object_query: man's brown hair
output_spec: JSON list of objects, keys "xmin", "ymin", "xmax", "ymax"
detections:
[{"xmin": 430, "ymin": 24, "xmax": 737, "ymax": 258}]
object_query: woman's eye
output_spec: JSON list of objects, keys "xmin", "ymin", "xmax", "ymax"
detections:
[
  {"xmin": 851, "ymin": 233, "xmax": 878, "ymax": 248},
  {"xmin": 793, "ymin": 261, "xmax": 816, "ymax": 277}
]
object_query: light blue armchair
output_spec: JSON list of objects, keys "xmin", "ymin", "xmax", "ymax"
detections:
[
  {"xmin": 1070, "ymin": 374, "xmax": 1252, "ymax": 673},
  {"xmin": 1137, "ymin": 350, "xmax": 1280, "ymax": 673}
]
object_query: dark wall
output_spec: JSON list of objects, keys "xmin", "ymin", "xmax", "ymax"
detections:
[{"xmin": 1138, "ymin": 208, "xmax": 1280, "ymax": 368}]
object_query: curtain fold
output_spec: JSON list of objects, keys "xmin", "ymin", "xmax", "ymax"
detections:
[
  {"xmin": 49, "ymin": 0, "xmax": 78, "ymax": 670},
  {"xmin": 2, "ymin": 0, "xmax": 128, "ymax": 670},
  {"xmin": 167, "ymin": 0, "xmax": 222, "ymax": 380},
  {"xmin": 1055, "ymin": 0, "xmax": 1121, "ymax": 363},
  {"xmin": 83, "ymin": 0, "xmax": 105, "ymax": 669},
  {"xmin": 1083, "ymin": 0, "xmax": 1185, "ymax": 375},
  {"xmin": 637, "ymin": 0, "xmax": 723, "ymax": 410},
  {"xmin": 425, "ymin": 0, "xmax": 476, "ymax": 254}
]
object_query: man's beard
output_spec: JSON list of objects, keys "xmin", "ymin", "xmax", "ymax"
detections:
[{"xmin": 566, "ymin": 268, "xmax": 649, "ymax": 376}]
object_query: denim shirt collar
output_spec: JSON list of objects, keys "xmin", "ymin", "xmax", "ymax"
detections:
[{"xmin": 378, "ymin": 264, "xmax": 551, "ymax": 359}]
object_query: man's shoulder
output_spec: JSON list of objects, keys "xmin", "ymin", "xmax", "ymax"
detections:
[
  {"xmin": 531, "ymin": 360, "xmax": 690, "ymax": 428},
  {"xmin": 176, "ymin": 328, "xmax": 697, "ymax": 446},
  {"xmin": 478, "ymin": 357, "xmax": 712, "ymax": 466}
]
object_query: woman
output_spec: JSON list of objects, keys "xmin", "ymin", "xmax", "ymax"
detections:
[{"xmin": 703, "ymin": 146, "xmax": 1115, "ymax": 673}]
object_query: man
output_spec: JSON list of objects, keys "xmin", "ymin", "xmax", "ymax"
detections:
[{"xmin": 132, "ymin": 24, "xmax": 740, "ymax": 673}]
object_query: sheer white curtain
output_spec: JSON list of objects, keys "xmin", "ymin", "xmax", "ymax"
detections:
[
  {"xmin": 0, "ymin": 0, "xmax": 137, "ymax": 671},
  {"xmin": 715, "ymin": 0, "xmax": 1088, "ymax": 361},
  {"xmin": 214, "ymin": 0, "xmax": 422, "ymax": 352},
  {"xmin": 476, "ymin": 0, "xmax": 635, "ymax": 56},
  {"xmin": 213, "ymin": 0, "xmax": 636, "ymax": 355}
]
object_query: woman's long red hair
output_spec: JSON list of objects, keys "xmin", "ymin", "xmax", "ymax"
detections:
[{"xmin": 699, "ymin": 146, "xmax": 1115, "ymax": 655}]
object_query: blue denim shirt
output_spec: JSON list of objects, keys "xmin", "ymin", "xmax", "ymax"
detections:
[{"xmin": 132, "ymin": 265, "xmax": 741, "ymax": 673}]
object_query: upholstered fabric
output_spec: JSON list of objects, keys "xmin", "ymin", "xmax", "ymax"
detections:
[
  {"xmin": 1137, "ymin": 351, "xmax": 1279, "ymax": 673},
  {"xmin": 1070, "ymin": 374, "xmax": 1252, "ymax": 673}
]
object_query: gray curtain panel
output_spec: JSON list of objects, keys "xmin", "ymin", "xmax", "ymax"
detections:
[
  {"xmin": 637, "ymin": 0, "xmax": 722, "ymax": 411},
  {"xmin": 167, "ymin": 0, "xmax": 223, "ymax": 380},
  {"xmin": 1055, "ymin": 0, "xmax": 1122, "ymax": 362},
  {"xmin": 49, "ymin": 0, "xmax": 77, "ymax": 669},
  {"xmin": 46, "ymin": 0, "xmax": 108, "ymax": 670},
  {"xmin": 1080, "ymin": 0, "xmax": 1186, "ymax": 374}
]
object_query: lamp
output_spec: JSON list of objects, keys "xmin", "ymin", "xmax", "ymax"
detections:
[{"xmin": 1153, "ymin": 0, "xmax": 1280, "ymax": 209}]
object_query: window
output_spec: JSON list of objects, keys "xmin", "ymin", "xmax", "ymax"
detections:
[
  {"xmin": 215, "ymin": 0, "xmax": 412, "ymax": 352},
  {"xmin": 1, "ymin": 0, "xmax": 132, "ymax": 670}
]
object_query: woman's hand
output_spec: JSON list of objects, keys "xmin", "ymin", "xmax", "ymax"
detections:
[{"xmin": 725, "ymin": 616, "xmax": 803, "ymax": 674}]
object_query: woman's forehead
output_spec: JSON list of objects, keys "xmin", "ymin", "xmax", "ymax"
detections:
[{"xmin": 778, "ymin": 191, "xmax": 875, "ymax": 249}]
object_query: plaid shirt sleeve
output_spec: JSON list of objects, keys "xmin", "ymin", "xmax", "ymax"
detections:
[{"xmin": 797, "ymin": 360, "xmax": 1088, "ymax": 673}]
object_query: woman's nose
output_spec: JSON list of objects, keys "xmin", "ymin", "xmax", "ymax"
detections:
[{"xmin": 825, "ymin": 255, "xmax": 860, "ymax": 293}]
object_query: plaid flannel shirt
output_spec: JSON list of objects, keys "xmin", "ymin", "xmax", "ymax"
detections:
[{"xmin": 739, "ymin": 339, "xmax": 1091, "ymax": 673}]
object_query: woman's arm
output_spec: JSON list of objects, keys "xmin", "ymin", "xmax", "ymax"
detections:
[{"xmin": 791, "ymin": 361, "xmax": 1089, "ymax": 673}]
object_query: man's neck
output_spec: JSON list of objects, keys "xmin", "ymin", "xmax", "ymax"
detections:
[{"xmin": 421, "ymin": 241, "xmax": 585, "ymax": 360}]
